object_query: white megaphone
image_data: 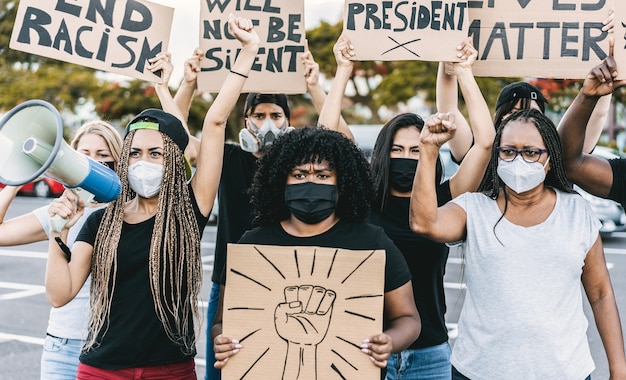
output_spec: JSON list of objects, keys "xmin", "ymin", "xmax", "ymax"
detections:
[{"xmin": 0, "ymin": 100, "xmax": 121, "ymax": 229}]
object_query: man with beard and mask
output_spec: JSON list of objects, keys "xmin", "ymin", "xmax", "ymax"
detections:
[
  {"xmin": 410, "ymin": 109, "xmax": 626, "ymax": 380},
  {"xmin": 211, "ymin": 126, "xmax": 421, "ymax": 376},
  {"xmin": 318, "ymin": 36, "xmax": 494, "ymax": 380}
]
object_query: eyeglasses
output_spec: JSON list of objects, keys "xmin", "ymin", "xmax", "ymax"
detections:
[{"xmin": 497, "ymin": 146, "xmax": 548, "ymax": 163}]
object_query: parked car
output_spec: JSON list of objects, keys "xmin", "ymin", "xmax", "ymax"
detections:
[{"xmin": 0, "ymin": 177, "xmax": 65, "ymax": 198}]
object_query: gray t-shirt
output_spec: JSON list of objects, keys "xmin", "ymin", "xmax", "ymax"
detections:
[
  {"xmin": 450, "ymin": 189, "xmax": 600, "ymax": 380},
  {"xmin": 34, "ymin": 205, "xmax": 104, "ymax": 340}
]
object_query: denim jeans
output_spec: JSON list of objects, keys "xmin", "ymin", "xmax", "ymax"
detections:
[
  {"xmin": 385, "ymin": 342, "xmax": 451, "ymax": 380},
  {"xmin": 452, "ymin": 366, "xmax": 592, "ymax": 380},
  {"xmin": 40, "ymin": 334, "xmax": 85, "ymax": 380},
  {"xmin": 205, "ymin": 282, "xmax": 221, "ymax": 380}
]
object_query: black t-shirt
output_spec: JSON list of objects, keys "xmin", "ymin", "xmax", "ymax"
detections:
[
  {"xmin": 229, "ymin": 220, "xmax": 411, "ymax": 293},
  {"xmin": 367, "ymin": 180, "xmax": 452, "ymax": 349},
  {"xmin": 212, "ymin": 143, "xmax": 257, "ymax": 283},
  {"xmin": 609, "ymin": 158, "xmax": 626, "ymax": 209},
  {"xmin": 76, "ymin": 186, "xmax": 208, "ymax": 369}
]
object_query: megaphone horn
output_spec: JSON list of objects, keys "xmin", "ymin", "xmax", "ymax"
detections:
[{"xmin": 0, "ymin": 99, "xmax": 121, "ymax": 203}]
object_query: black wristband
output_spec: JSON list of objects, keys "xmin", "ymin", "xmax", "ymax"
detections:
[
  {"xmin": 230, "ymin": 70, "xmax": 248, "ymax": 79},
  {"xmin": 54, "ymin": 236, "xmax": 72, "ymax": 262}
]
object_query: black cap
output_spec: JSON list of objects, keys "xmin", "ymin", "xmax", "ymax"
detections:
[
  {"xmin": 496, "ymin": 82, "xmax": 548, "ymax": 111},
  {"xmin": 244, "ymin": 93, "xmax": 290, "ymax": 120},
  {"xmin": 125, "ymin": 109, "xmax": 189, "ymax": 153}
]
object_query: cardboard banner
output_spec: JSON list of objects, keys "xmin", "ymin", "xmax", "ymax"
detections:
[
  {"xmin": 198, "ymin": 0, "xmax": 307, "ymax": 94},
  {"xmin": 342, "ymin": 0, "xmax": 470, "ymax": 62},
  {"xmin": 616, "ymin": 1, "xmax": 626, "ymax": 78},
  {"xmin": 223, "ymin": 244, "xmax": 385, "ymax": 379},
  {"xmin": 9, "ymin": 0, "xmax": 173, "ymax": 83},
  {"xmin": 469, "ymin": 0, "xmax": 614, "ymax": 79}
]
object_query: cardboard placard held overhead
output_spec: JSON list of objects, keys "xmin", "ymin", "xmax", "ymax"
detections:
[
  {"xmin": 615, "ymin": 1, "xmax": 626, "ymax": 78},
  {"xmin": 342, "ymin": 0, "xmax": 469, "ymax": 62},
  {"xmin": 223, "ymin": 244, "xmax": 386, "ymax": 380},
  {"xmin": 198, "ymin": 0, "xmax": 307, "ymax": 94},
  {"xmin": 469, "ymin": 0, "xmax": 614, "ymax": 79},
  {"xmin": 9, "ymin": 0, "xmax": 173, "ymax": 83}
]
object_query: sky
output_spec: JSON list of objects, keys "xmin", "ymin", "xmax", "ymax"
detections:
[{"xmin": 150, "ymin": 0, "xmax": 344, "ymax": 84}]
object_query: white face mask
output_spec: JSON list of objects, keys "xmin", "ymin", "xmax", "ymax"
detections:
[
  {"xmin": 497, "ymin": 156, "xmax": 550, "ymax": 194},
  {"xmin": 127, "ymin": 161, "xmax": 163, "ymax": 198}
]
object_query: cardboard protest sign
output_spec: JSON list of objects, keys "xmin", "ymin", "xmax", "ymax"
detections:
[
  {"xmin": 10, "ymin": 0, "xmax": 173, "ymax": 83},
  {"xmin": 342, "ymin": 0, "xmax": 469, "ymax": 62},
  {"xmin": 223, "ymin": 244, "xmax": 385, "ymax": 379},
  {"xmin": 616, "ymin": 1, "xmax": 626, "ymax": 77},
  {"xmin": 469, "ymin": 0, "xmax": 613, "ymax": 79},
  {"xmin": 199, "ymin": 0, "xmax": 306, "ymax": 94}
]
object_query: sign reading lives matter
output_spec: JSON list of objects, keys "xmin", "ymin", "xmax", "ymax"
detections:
[
  {"xmin": 10, "ymin": 0, "xmax": 173, "ymax": 83},
  {"xmin": 469, "ymin": 0, "xmax": 615, "ymax": 79},
  {"xmin": 223, "ymin": 244, "xmax": 386, "ymax": 379},
  {"xmin": 199, "ymin": 0, "xmax": 306, "ymax": 94},
  {"xmin": 342, "ymin": 0, "xmax": 469, "ymax": 62}
]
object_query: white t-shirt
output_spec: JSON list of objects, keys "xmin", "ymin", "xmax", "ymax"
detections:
[
  {"xmin": 34, "ymin": 205, "xmax": 104, "ymax": 340},
  {"xmin": 450, "ymin": 189, "xmax": 601, "ymax": 380}
]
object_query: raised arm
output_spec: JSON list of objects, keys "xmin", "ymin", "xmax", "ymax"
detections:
[
  {"xmin": 174, "ymin": 48, "xmax": 203, "ymax": 122},
  {"xmin": 436, "ymin": 61, "xmax": 473, "ymax": 162},
  {"xmin": 448, "ymin": 40, "xmax": 496, "ymax": 197},
  {"xmin": 409, "ymin": 113, "xmax": 467, "ymax": 243},
  {"xmin": 0, "ymin": 185, "xmax": 48, "ymax": 245},
  {"xmin": 317, "ymin": 35, "xmax": 355, "ymax": 141},
  {"xmin": 190, "ymin": 14, "xmax": 260, "ymax": 216},
  {"xmin": 558, "ymin": 46, "xmax": 625, "ymax": 198},
  {"xmin": 302, "ymin": 49, "xmax": 353, "ymax": 141},
  {"xmin": 150, "ymin": 51, "xmax": 200, "ymax": 166}
]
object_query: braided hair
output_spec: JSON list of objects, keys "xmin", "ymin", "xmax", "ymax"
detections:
[{"xmin": 84, "ymin": 131, "xmax": 202, "ymax": 355}]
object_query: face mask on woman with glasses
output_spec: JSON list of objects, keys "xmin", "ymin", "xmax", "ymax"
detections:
[{"xmin": 496, "ymin": 147, "xmax": 549, "ymax": 194}]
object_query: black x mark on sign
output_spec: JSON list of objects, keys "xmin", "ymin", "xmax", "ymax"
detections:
[{"xmin": 382, "ymin": 36, "xmax": 421, "ymax": 58}]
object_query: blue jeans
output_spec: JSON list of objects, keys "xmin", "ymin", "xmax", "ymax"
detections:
[
  {"xmin": 40, "ymin": 334, "xmax": 85, "ymax": 380},
  {"xmin": 205, "ymin": 282, "xmax": 221, "ymax": 380},
  {"xmin": 452, "ymin": 366, "xmax": 591, "ymax": 380},
  {"xmin": 385, "ymin": 342, "xmax": 451, "ymax": 380}
]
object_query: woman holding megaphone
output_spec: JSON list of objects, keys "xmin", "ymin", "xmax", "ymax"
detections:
[
  {"xmin": 45, "ymin": 14, "xmax": 258, "ymax": 379},
  {"xmin": 0, "ymin": 119, "xmax": 122, "ymax": 379}
]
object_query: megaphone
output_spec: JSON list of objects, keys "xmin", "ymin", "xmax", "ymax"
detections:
[{"xmin": 0, "ymin": 99, "xmax": 121, "ymax": 203}]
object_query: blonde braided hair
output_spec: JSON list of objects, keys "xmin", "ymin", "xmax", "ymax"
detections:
[{"xmin": 84, "ymin": 130, "xmax": 202, "ymax": 354}]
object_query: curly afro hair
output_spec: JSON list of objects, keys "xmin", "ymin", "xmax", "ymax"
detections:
[{"xmin": 249, "ymin": 126, "xmax": 374, "ymax": 226}]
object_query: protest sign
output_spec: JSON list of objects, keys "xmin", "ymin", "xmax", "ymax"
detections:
[
  {"xmin": 198, "ymin": 0, "xmax": 306, "ymax": 94},
  {"xmin": 10, "ymin": 0, "xmax": 173, "ymax": 82},
  {"xmin": 342, "ymin": 0, "xmax": 469, "ymax": 62},
  {"xmin": 223, "ymin": 244, "xmax": 385, "ymax": 379},
  {"xmin": 469, "ymin": 0, "xmax": 614, "ymax": 79}
]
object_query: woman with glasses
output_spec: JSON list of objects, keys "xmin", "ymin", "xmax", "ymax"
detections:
[{"xmin": 410, "ymin": 108, "xmax": 626, "ymax": 379}]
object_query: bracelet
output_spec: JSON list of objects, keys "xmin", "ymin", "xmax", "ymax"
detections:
[
  {"xmin": 54, "ymin": 236, "xmax": 72, "ymax": 262},
  {"xmin": 230, "ymin": 70, "xmax": 248, "ymax": 79}
]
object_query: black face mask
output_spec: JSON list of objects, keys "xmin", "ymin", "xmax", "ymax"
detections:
[
  {"xmin": 284, "ymin": 182, "xmax": 337, "ymax": 224},
  {"xmin": 389, "ymin": 158, "xmax": 418, "ymax": 193},
  {"xmin": 99, "ymin": 161, "xmax": 116, "ymax": 171}
]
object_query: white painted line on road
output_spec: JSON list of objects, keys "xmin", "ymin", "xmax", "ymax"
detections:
[
  {"xmin": 0, "ymin": 250, "xmax": 47, "ymax": 259},
  {"xmin": 0, "ymin": 281, "xmax": 46, "ymax": 301},
  {"xmin": 605, "ymin": 248, "xmax": 626, "ymax": 255},
  {"xmin": 0, "ymin": 332, "xmax": 44, "ymax": 345}
]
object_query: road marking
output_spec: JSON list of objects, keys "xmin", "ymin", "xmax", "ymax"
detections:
[
  {"xmin": 0, "ymin": 250, "xmax": 47, "ymax": 259},
  {"xmin": 0, "ymin": 281, "xmax": 46, "ymax": 301}
]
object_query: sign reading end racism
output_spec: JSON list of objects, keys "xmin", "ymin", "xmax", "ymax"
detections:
[
  {"xmin": 469, "ymin": 0, "xmax": 615, "ymax": 79},
  {"xmin": 198, "ymin": 0, "xmax": 307, "ymax": 94},
  {"xmin": 342, "ymin": 0, "xmax": 469, "ymax": 62},
  {"xmin": 10, "ymin": 0, "xmax": 173, "ymax": 83}
]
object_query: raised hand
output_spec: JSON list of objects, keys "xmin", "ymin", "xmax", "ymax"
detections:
[
  {"xmin": 182, "ymin": 47, "xmax": 203, "ymax": 86},
  {"xmin": 302, "ymin": 51, "xmax": 320, "ymax": 86},
  {"xmin": 333, "ymin": 34, "xmax": 355, "ymax": 69},
  {"xmin": 227, "ymin": 13, "xmax": 260, "ymax": 49},
  {"xmin": 147, "ymin": 51, "xmax": 173, "ymax": 83},
  {"xmin": 421, "ymin": 112, "xmax": 457, "ymax": 148},
  {"xmin": 581, "ymin": 38, "xmax": 626, "ymax": 98}
]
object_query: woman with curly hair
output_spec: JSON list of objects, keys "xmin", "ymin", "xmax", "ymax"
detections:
[
  {"xmin": 44, "ymin": 15, "xmax": 259, "ymax": 379},
  {"xmin": 410, "ymin": 109, "xmax": 626, "ymax": 379},
  {"xmin": 212, "ymin": 126, "xmax": 421, "ymax": 373}
]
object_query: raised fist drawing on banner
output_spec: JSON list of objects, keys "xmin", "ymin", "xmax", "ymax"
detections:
[{"xmin": 275, "ymin": 285, "xmax": 336, "ymax": 379}]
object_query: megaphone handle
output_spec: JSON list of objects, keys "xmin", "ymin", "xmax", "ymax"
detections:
[{"xmin": 49, "ymin": 189, "xmax": 78, "ymax": 233}]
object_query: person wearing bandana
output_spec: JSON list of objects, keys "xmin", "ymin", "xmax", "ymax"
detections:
[
  {"xmin": 211, "ymin": 126, "xmax": 421, "ymax": 375},
  {"xmin": 411, "ymin": 109, "xmax": 626, "ymax": 380},
  {"xmin": 317, "ymin": 36, "xmax": 495, "ymax": 380}
]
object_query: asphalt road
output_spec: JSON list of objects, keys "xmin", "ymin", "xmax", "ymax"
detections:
[{"xmin": 1, "ymin": 196, "xmax": 626, "ymax": 379}]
